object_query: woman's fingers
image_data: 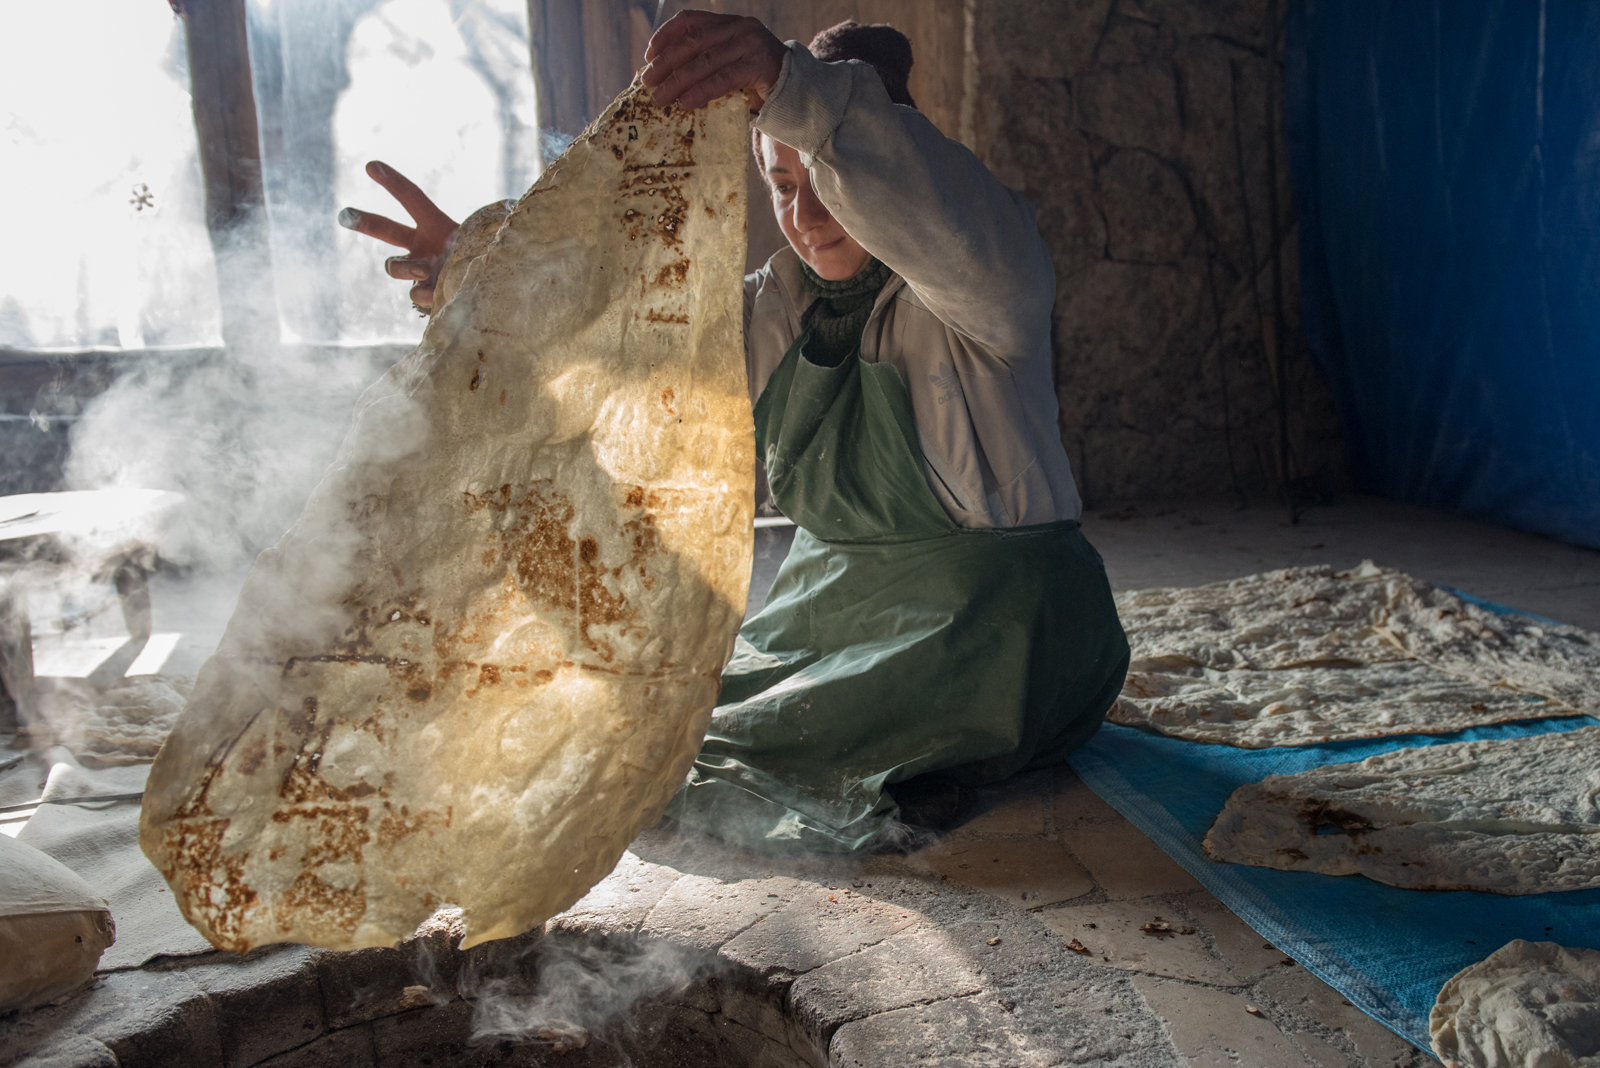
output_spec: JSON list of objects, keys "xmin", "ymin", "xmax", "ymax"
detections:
[
  {"xmin": 364, "ymin": 160, "xmax": 457, "ymax": 233},
  {"xmin": 338, "ymin": 207, "xmax": 416, "ymax": 250},
  {"xmin": 339, "ymin": 160, "xmax": 456, "ymax": 310},
  {"xmin": 643, "ymin": 13, "xmax": 755, "ymax": 102},
  {"xmin": 643, "ymin": 9, "xmax": 728, "ymax": 64},
  {"xmin": 385, "ymin": 255, "xmax": 436, "ymax": 282},
  {"xmin": 643, "ymin": 12, "xmax": 783, "ymax": 109},
  {"xmin": 666, "ymin": 46, "xmax": 776, "ymax": 111}
]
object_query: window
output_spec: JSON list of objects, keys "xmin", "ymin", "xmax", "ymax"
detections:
[
  {"xmin": 0, "ymin": 0, "xmax": 541, "ymax": 351},
  {"xmin": 0, "ymin": 5, "xmax": 221, "ymax": 349},
  {"xmin": 249, "ymin": 0, "xmax": 541, "ymax": 341}
]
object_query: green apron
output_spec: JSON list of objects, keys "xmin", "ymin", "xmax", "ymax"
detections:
[{"xmin": 665, "ymin": 331, "xmax": 1130, "ymax": 851}]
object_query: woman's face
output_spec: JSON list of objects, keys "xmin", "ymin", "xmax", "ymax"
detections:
[{"xmin": 759, "ymin": 135, "xmax": 871, "ymax": 281}]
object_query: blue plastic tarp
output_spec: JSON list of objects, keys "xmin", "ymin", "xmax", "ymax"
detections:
[
  {"xmin": 1072, "ymin": 718, "xmax": 1600, "ymax": 1051},
  {"xmin": 1071, "ymin": 592, "xmax": 1600, "ymax": 1051},
  {"xmin": 1288, "ymin": 0, "xmax": 1600, "ymax": 548}
]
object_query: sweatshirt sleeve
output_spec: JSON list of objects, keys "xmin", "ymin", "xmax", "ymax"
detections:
[{"xmin": 752, "ymin": 43, "xmax": 1056, "ymax": 362}]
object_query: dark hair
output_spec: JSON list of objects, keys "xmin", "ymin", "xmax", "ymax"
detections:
[{"xmin": 808, "ymin": 19, "xmax": 916, "ymax": 109}]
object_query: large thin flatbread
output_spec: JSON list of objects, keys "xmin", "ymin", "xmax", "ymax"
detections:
[
  {"xmin": 139, "ymin": 81, "xmax": 753, "ymax": 951},
  {"xmin": 1203, "ymin": 726, "xmax": 1600, "ymax": 893},
  {"xmin": 1381, "ymin": 579, "xmax": 1600, "ymax": 716},
  {"xmin": 1112, "ymin": 660, "xmax": 1567, "ymax": 748},
  {"xmin": 1114, "ymin": 563, "xmax": 1414, "ymax": 671},
  {"xmin": 28, "ymin": 674, "xmax": 193, "ymax": 766},
  {"xmin": 1430, "ymin": 940, "xmax": 1600, "ymax": 1068},
  {"xmin": 1111, "ymin": 563, "xmax": 1598, "ymax": 746}
]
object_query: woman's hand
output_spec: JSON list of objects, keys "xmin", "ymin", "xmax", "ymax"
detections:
[
  {"xmin": 337, "ymin": 161, "xmax": 459, "ymax": 312},
  {"xmin": 642, "ymin": 10, "xmax": 786, "ymax": 112}
]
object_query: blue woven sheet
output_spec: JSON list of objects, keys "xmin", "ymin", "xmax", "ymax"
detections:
[{"xmin": 1072, "ymin": 690, "xmax": 1600, "ymax": 1050}]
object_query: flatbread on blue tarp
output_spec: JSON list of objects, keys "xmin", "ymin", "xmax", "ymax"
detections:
[{"xmin": 1072, "ymin": 717, "xmax": 1600, "ymax": 1049}]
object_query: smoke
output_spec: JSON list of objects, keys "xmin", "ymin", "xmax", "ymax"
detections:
[
  {"xmin": 62, "ymin": 341, "xmax": 399, "ymax": 577},
  {"xmin": 0, "ymin": 330, "xmax": 405, "ymax": 747},
  {"xmin": 462, "ymin": 934, "xmax": 714, "ymax": 1060},
  {"xmin": 541, "ymin": 128, "xmax": 575, "ymax": 165},
  {"xmin": 55, "ymin": 107, "xmax": 577, "ymax": 584}
]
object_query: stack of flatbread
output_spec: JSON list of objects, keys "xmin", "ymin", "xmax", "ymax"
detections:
[{"xmin": 140, "ymin": 79, "xmax": 754, "ymax": 951}]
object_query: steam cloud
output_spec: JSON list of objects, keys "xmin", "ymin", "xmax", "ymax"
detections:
[
  {"xmin": 465, "ymin": 935, "xmax": 715, "ymax": 1061},
  {"xmin": 64, "ymin": 340, "xmax": 398, "ymax": 577}
]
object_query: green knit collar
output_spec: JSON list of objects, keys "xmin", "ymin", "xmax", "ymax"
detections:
[
  {"xmin": 799, "ymin": 256, "xmax": 893, "ymax": 301},
  {"xmin": 797, "ymin": 257, "xmax": 893, "ymax": 368}
]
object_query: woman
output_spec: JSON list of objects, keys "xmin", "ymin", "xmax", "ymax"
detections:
[{"xmin": 344, "ymin": 11, "xmax": 1129, "ymax": 852}]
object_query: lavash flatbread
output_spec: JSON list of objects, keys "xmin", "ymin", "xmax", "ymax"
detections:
[
  {"xmin": 139, "ymin": 80, "xmax": 753, "ymax": 951},
  {"xmin": 1430, "ymin": 940, "xmax": 1600, "ymax": 1068},
  {"xmin": 1110, "ymin": 563, "xmax": 1597, "ymax": 746},
  {"xmin": 1381, "ymin": 579, "xmax": 1600, "ymax": 717},
  {"xmin": 1114, "ymin": 563, "xmax": 1411, "ymax": 671},
  {"xmin": 1203, "ymin": 725, "xmax": 1600, "ymax": 893},
  {"xmin": 1112, "ymin": 660, "xmax": 1563, "ymax": 748},
  {"xmin": 28, "ymin": 674, "xmax": 193, "ymax": 766}
]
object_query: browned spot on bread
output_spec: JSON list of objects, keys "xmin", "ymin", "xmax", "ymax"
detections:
[
  {"xmin": 459, "ymin": 482, "xmax": 663, "ymax": 662},
  {"xmin": 652, "ymin": 259, "xmax": 690, "ymax": 288},
  {"xmin": 281, "ymin": 870, "xmax": 367, "ymax": 937},
  {"xmin": 1299, "ymin": 801, "xmax": 1377, "ymax": 837},
  {"xmin": 377, "ymin": 803, "xmax": 451, "ymax": 850},
  {"xmin": 163, "ymin": 815, "xmax": 256, "ymax": 950},
  {"xmin": 264, "ymin": 801, "xmax": 374, "ymax": 936},
  {"xmin": 237, "ymin": 734, "xmax": 267, "ymax": 776}
]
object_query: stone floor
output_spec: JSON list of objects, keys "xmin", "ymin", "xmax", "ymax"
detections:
[{"xmin": 3, "ymin": 494, "xmax": 1597, "ymax": 1066}]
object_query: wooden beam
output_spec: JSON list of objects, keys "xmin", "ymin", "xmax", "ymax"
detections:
[{"xmin": 177, "ymin": 0, "xmax": 279, "ymax": 350}]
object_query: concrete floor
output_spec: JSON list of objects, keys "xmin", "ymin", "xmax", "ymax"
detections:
[{"xmin": 4, "ymin": 493, "xmax": 1597, "ymax": 1066}]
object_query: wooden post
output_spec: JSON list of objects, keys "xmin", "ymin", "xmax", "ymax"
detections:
[
  {"xmin": 177, "ymin": 0, "xmax": 280, "ymax": 352},
  {"xmin": 0, "ymin": 578, "xmax": 33, "ymax": 734},
  {"xmin": 527, "ymin": 0, "xmax": 657, "ymax": 165},
  {"xmin": 528, "ymin": 0, "xmax": 590, "ymax": 152},
  {"xmin": 583, "ymin": 2, "xmax": 653, "ymax": 118}
]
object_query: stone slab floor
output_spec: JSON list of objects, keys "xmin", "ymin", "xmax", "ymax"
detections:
[{"xmin": 3, "ymin": 494, "xmax": 1596, "ymax": 1067}]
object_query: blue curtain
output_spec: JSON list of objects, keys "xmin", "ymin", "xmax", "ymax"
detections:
[{"xmin": 1289, "ymin": 0, "xmax": 1600, "ymax": 548}]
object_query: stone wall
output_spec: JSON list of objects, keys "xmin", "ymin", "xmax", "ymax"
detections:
[{"xmin": 968, "ymin": 0, "xmax": 1343, "ymax": 504}]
